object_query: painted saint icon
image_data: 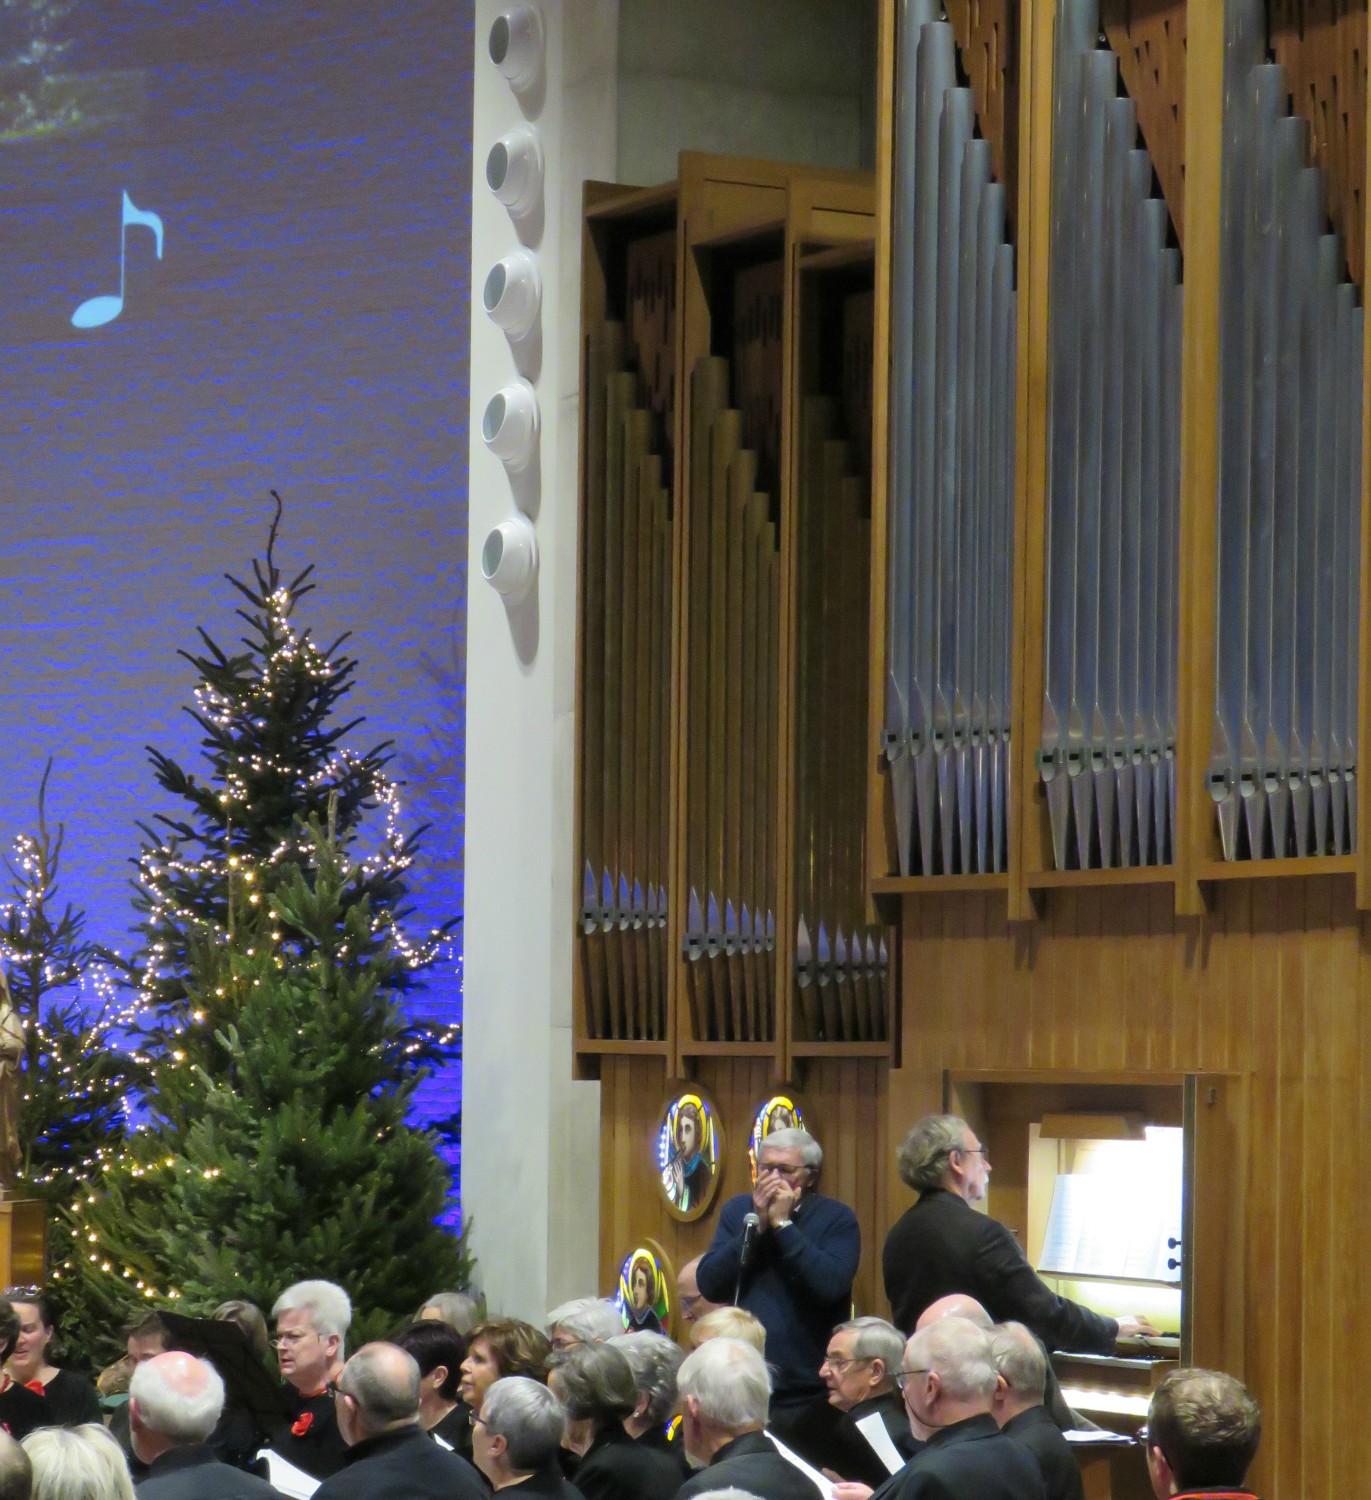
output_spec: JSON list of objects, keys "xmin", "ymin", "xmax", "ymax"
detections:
[
  {"xmin": 616, "ymin": 1245, "xmax": 671, "ymax": 1335},
  {"xmin": 656, "ymin": 1089, "xmax": 721, "ymax": 1220},
  {"xmin": 748, "ymin": 1093, "xmax": 807, "ymax": 1184}
]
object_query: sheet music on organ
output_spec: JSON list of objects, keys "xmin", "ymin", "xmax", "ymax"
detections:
[{"xmin": 1037, "ymin": 1171, "xmax": 1182, "ymax": 1284}]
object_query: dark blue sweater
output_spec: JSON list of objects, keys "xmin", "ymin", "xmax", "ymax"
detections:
[{"xmin": 696, "ymin": 1190, "xmax": 861, "ymax": 1407}]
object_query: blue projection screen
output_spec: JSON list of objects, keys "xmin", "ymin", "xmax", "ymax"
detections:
[{"xmin": 0, "ymin": 2, "xmax": 473, "ymax": 1162}]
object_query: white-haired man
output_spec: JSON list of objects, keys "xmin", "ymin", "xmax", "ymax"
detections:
[
  {"xmin": 991, "ymin": 1323, "xmax": 1084, "ymax": 1500},
  {"xmin": 316, "ymin": 1343, "xmax": 485, "ymax": 1500},
  {"xmin": 841, "ymin": 1318, "xmax": 1046, "ymax": 1500},
  {"xmin": 696, "ymin": 1128, "xmax": 859, "ymax": 1416},
  {"xmin": 809, "ymin": 1316, "xmax": 920, "ymax": 1488},
  {"xmin": 269, "ymin": 1278, "xmax": 352, "ymax": 1479},
  {"xmin": 675, "ymin": 1337, "xmax": 823, "ymax": 1500},
  {"xmin": 131, "ymin": 1351, "xmax": 279, "ymax": 1499},
  {"xmin": 544, "ymin": 1298, "xmax": 624, "ymax": 1353},
  {"xmin": 883, "ymin": 1115, "xmax": 1154, "ymax": 1353}
]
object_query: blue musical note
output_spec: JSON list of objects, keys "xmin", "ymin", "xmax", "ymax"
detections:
[{"xmin": 71, "ymin": 191, "xmax": 165, "ymax": 329}]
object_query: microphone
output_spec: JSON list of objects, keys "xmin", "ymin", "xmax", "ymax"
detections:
[{"xmin": 734, "ymin": 1213, "xmax": 761, "ymax": 1305}]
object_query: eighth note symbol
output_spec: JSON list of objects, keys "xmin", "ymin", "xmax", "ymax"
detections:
[{"xmin": 71, "ymin": 190, "xmax": 165, "ymax": 330}]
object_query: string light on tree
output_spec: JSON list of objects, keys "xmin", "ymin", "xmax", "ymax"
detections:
[{"xmin": 62, "ymin": 498, "xmax": 465, "ymax": 1347}]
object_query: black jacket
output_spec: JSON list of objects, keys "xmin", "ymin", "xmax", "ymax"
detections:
[
  {"xmin": 675, "ymin": 1429, "xmax": 822, "ymax": 1500},
  {"xmin": 826, "ymin": 1390, "xmax": 922, "ymax": 1488},
  {"xmin": 872, "ymin": 1413, "xmax": 1048, "ymax": 1500},
  {"xmin": 635, "ymin": 1420, "xmax": 690, "ymax": 1478},
  {"xmin": 431, "ymin": 1401, "xmax": 474, "ymax": 1458},
  {"xmin": 136, "ymin": 1444, "xmax": 283, "ymax": 1499},
  {"xmin": 510, "ymin": 1468, "xmax": 584, "ymax": 1499},
  {"xmin": 882, "ymin": 1189, "xmax": 1118, "ymax": 1353},
  {"xmin": 36, "ymin": 1369, "xmax": 103, "ymax": 1426},
  {"xmin": 768, "ymin": 1392, "xmax": 918, "ymax": 1488},
  {"xmin": 1002, "ymin": 1406, "xmax": 1086, "ymax": 1500},
  {"xmin": 269, "ymin": 1387, "xmax": 350, "ymax": 1480},
  {"xmin": 0, "ymin": 1383, "xmax": 49, "ymax": 1442},
  {"xmin": 569, "ymin": 1424, "xmax": 680, "ymax": 1500},
  {"xmin": 313, "ymin": 1425, "xmax": 487, "ymax": 1500}
]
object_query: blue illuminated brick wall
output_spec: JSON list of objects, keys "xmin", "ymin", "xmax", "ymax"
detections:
[{"xmin": 0, "ymin": 0, "xmax": 472, "ymax": 1202}]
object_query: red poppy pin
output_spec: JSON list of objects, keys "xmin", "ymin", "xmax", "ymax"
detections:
[{"xmin": 290, "ymin": 1412, "xmax": 314, "ymax": 1438}]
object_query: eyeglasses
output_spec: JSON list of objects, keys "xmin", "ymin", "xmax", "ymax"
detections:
[
  {"xmin": 820, "ymin": 1354, "xmax": 871, "ymax": 1374},
  {"xmin": 325, "ymin": 1381, "xmax": 348, "ymax": 1400},
  {"xmin": 895, "ymin": 1367, "xmax": 930, "ymax": 1392},
  {"xmin": 955, "ymin": 1146, "xmax": 990, "ymax": 1164},
  {"xmin": 757, "ymin": 1161, "xmax": 809, "ymax": 1179},
  {"xmin": 271, "ymin": 1331, "xmax": 321, "ymax": 1349}
]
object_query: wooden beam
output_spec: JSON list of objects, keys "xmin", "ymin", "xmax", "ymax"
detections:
[
  {"xmin": 1008, "ymin": 0, "xmax": 1056, "ymax": 921},
  {"xmin": 1174, "ymin": 0, "xmax": 1225, "ymax": 918}
]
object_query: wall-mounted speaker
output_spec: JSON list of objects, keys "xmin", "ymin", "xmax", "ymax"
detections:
[
  {"xmin": 482, "ymin": 514, "xmax": 538, "ymax": 604},
  {"xmin": 483, "ymin": 248, "xmax": 542, "ymax": 341},
  {"xmin": 486, "ymin": 124, "xmax": 543, "ymax": 221},
  {"xmin": 482, "ymin": 378, "xmax": 540, "ymax": 474},
  {"xmin": 488, "ymin": 3, "xmax": 544, "ymax": 94}
]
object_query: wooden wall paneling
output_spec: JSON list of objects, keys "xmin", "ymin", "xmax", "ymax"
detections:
[
  {"xmin": 1327, "ymin": 882, "xmax": 1362, "ymax": 1488},
  {"xmin": 1264, "ymin": 900, "xmax": 1289, "ymax": 1494},
  {"xmin": 966, "ymin": 893, "xmax": 993, "ymax": 1069},
  {"xmin": 599, "ymin": 1054, "xmax": 671, "ymax": 1284},
  {"xmin": 1009, "ymin": 0, "xmax": 1057, "ymax": 918},
  {"xmin": 1301, "ymin": 874, "xmax": 1333, "ymax": 1500},
  {"xmin": 1101, "ymin": 1, "xmax": 1188, "ymax": 246},
  {"xmin": 1273, "ymin": 884, "xmax": 1306, "ymax": 1500},
  {"xmin": 1112, "ymin": 885, "xmax": 1149, "ymax": 1071},
  {"xmin": 1075, "ymin": 889, "xmax": 1107, "ymax": 1073},
  {"xmin": 1269, "ymin": 1, "xmax": 1368, "ymax": 290},
  {"xmin": 1346, "ymin": 908, "xmax": 1371, "ymax": 1489},
  {"xmin": 1183, "ymin": 1073, "xmax": 1248, "ymax": 1372},
  {"xmin": 792, "ymin": 1057, "xmax": 888, "ymax": 1316},
  {"xmin": 1237, "ymin": 885, "xmax": 1278, "ymax": 1491},
  {"xmin": 1175, "ymin": 0, "xmax": 1223, "ymax": 915},
  {"xmin": 1359, "ymin": 3, "xmax": 1371, "ymax": 903},
  {"xmin": 880, "ymin": 874, "xmax": 1371, "ymax": 1499}
]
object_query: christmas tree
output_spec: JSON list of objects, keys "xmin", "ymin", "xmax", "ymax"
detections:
[
  {"xmin": 65, "ymin": 502, "xmax": 465, "ymax": 1339},
  {"xmin": 0, "ymin": 764, "xmax": 147, "ymax": 1333},
  {"xmin": 79, "ymin": 808, "xmax": 468, "ymax": 1332},
  {"xmin": 136, "ymin": 495, "xmax": 449, "ymax": 1037}
]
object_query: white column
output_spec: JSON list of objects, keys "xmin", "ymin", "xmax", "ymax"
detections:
[{"xmin": 462, "ymin": 0, "xmax": 618, "ymax": 1320}]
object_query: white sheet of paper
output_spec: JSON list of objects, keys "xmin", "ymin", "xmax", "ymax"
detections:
[
  {"xmin": 1038, "ymin": 1172, "xmax": 1182, "ymax": 1284},
  {"xmin": 256, "ymin": 1448, "xmax": 322, "ymax": 1499},
  {"xmin": 767, "ymin": 1431, "xmax": 836, "ymax": 1498},
  {"xmin": 854, "ymin": 1411, "xmax": 906, "ymax": 1477}
]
